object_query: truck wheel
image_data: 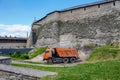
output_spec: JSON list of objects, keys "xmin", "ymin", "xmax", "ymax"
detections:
[
  {"xmin": 70, "ymin": 57, "xmax": 76, "ymax": 63},
  {"xmin": 63, "ymin": 58, "xmax": 69, "ymax": 63},
  {"xmin": 47, "ymin": 58, "xmax": 53, "ymax": 64}
]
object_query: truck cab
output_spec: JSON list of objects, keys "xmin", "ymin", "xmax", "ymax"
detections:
[{"xmin": 43, "ymin": 48, "xmax": 52, "ymax": 60}]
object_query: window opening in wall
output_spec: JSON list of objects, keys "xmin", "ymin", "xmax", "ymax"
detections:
[
  {"xmin": 113, "ymin": 1, "xmax": 115, "ymax": 6},
  {"xmin": 71, "ymin": 10, "xmax": 72, "ymax": 13},
  {"xmin": 84, "ymin": 7, "xmax": 86, "ymax": 11},
  {"xmin": 98, "ymin": 5, "xmax": 100, "ymax": 8}
]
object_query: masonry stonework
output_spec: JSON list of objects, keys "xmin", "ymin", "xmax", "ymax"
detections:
[
  {"xmin": 27, "ymin": 0, "xmax": 120, "ymax": 48},
  {"xmin": 0, "ymin": 71, "xmax": 37, "ymax": 80},
  {"xmin": 0, "ymin": 56, "xmax": 11, "ymax": 65}
]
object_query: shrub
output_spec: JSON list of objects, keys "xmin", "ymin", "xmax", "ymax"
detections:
[
  {"xmin": 8, "ymin": 47, "xmax": 47, "ymax": 60},
  {"xmin": 10, "ymin": 51, "xmax": 29, "ymax": 60},
  {"xmin": 20, "ymin": 53, "xmax": 29, "ymax": 59},
  {"xmin": 10, "ymin": 51, "xmax": 20, "ymax": 58}
]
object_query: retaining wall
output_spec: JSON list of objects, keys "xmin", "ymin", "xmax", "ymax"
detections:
[
  {"xmin": 0, "ymin": 64, "xmax": 56, "ymax": 80},
  {"xmin": 0, "ymin": 56, "xmax": 11, "ymax": 65}
]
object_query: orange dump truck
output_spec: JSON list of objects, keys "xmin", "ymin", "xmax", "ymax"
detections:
[{"xmin": 43, "ymin": 48, "xmax": 79, "ymax": 63}]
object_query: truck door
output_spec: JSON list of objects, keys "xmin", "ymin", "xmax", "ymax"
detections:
[{"xmin": 43, "ymin": 50, "xmax": 52, "ymax": 60}]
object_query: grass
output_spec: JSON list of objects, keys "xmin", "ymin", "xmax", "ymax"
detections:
[
  {"xmin": 12, "ymin": 45, "xmax": 120, "ymax": 80},
  {"xmin": 29, "ymin": 47, "xmax": 47, "ymax": 59},
  {"xmin": 12, "ymin": 60, "xmax": 120, "ymax": 80},
  {"xmin": 11, "ymin": 57, "xmax": 26, "ymax": 61},
  {"xmin": 87, "ymin": 45, "xmax": 120, "ymax": 61}
]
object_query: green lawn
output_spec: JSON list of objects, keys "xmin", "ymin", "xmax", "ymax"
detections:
[{"xmin": 12, "ymin": 60, "xmax": 120, "ymax": 80}]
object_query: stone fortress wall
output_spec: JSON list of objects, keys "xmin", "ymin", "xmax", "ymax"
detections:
[
  {"xmin": 28, "ymin": 0, "xmax": 120, "ymax": 48},
  {"xmin": 33, "ymin": 0, "xmax": 120, "ymax": 25}
]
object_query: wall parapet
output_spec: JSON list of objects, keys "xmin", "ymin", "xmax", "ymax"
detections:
[{"xmin": 33, "ymin": 0, "xmax": 119, "ymax": 25}]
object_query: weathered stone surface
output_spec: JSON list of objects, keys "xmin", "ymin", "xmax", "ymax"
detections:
[
  {"xmin": 0, "ymin": 56, "xmax": 11, "ymax": 65},
  {"xmin": 0, "ymin": 64, "xmax": 57, "ymax": 80},
  {"xmin": 35, "ymin": 22, "xmax": 59, "ymax": 48},
  {"xmin": 27, "ymin": 0, "xmax": 120, "ymax": 49}
]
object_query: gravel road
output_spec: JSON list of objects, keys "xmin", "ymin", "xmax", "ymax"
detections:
[{"xmin": 12, "ymin": 60, "xmax": 84, "ymax": 67}]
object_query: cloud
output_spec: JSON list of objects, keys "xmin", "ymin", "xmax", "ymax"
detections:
[{"xmin": 0, "ymin": 24, "xmax": 31, "ymax": 38}]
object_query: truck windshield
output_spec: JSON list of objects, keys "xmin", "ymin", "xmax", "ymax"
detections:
[{"xmin": 45, "ymin": 51, "xmax": 49, "ymax": 54}]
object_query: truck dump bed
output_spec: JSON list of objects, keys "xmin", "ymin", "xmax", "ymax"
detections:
[{"xmin": 54, "ymin": 48, "xmax": 78, "ymax": 57}]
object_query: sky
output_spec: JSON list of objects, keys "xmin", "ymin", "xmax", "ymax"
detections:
[{"xmin": 0, "ymin": 0, "xmax": 101, "ymax": 38}]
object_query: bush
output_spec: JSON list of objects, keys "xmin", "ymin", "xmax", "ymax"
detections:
[
  {"xmin": 20, "ymin": 53, "xmax": 29, "ymax": 59},
  {"xmin": 10, "ymin": 51, "xmax": 20, "ymax": 58},
  {"xmin": 10, "ymin": 51, "xmax": 29, "ymax": 60},
  {"xmin": 8, "ymin": 47, "xmax": 47, "ymax": 60}
]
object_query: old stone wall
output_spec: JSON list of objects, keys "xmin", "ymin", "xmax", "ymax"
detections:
[
  {"xmin": 0, "ymin": 70, "xmax": 38, "ymax": 80},
  {"xmin": 40, "ymin": 12, "xmax": 60, "ymax": 25},
  {"xmin": 34, "ymin": 1, "xmax": 120, "ymax": 25},
  {"xmin": 59, "ymin": 2, "xmax": 116, "ymax": 21},
  {"xmin": 0, "ymin": 43, "xmax": 26, "ymax": 49},
  {"xmin": 35, "ymin": 22, "xmax": 59, "ymax": 48},
  {"xmin": 0, "ymin": 64, "xmax": 56, "ymax": 80},
  {"xmin": 26, "ymin": 32, "xmax": 34, "ymax": 47},
  {"xmin": 0, "ymin": 56, "xmax": 11, "ymax": 65},
  {"xmin": 28, "ymin": 0, "xmax": 120, "ymax": 48}
]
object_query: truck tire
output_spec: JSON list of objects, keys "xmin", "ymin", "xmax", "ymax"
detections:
[
  {"xmin": 47, "ymin": 58, "xmax": 53, "ymax": 64},
  {"xmin": 70, "ymin": 57, "xmax": 76, "ymax": 63},
  {"xmin": 63, "ymin": 58, "xmax": 69, "ymax": 63}
]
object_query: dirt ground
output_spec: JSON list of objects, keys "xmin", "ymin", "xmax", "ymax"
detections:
[{"xmin": 19, "ymin": 50, "xmax": 90, "ymax": 67}]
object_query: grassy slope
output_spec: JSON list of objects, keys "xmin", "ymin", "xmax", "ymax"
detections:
[
  {"xmin": 87, "ymin": 45, "xmax": 120, "ymax": 61},
  {"xmin": 13, "ymin": 60, "xmax": 120, "ymax": 80},
  {"xmin": 29, "ymin": 47, "xmax": 47, "ymax": 59}
]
